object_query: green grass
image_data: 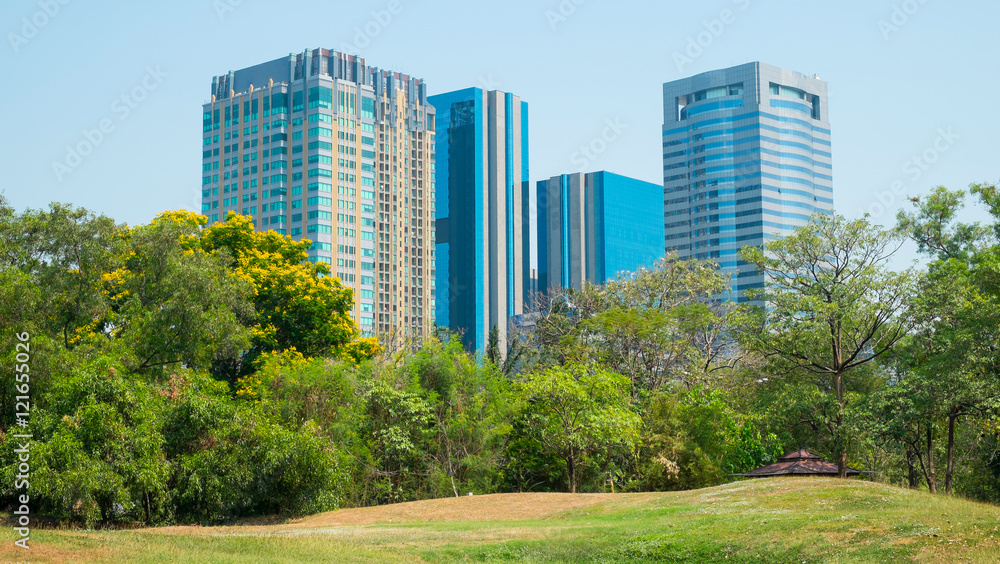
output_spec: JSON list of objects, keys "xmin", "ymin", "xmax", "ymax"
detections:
[{"xmin": 2, "ymin": 478, "xmax": 999, "ymax": 563}]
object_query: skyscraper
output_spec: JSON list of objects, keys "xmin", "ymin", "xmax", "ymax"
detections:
[
  {"xmin": 201, "ymin": 49, "xmax": 436, "ymax": 338},
  {"xmin": 537, "ymin": 171, "xmax": 664, "ymax": 292},
  {"xmin": 429, "ymin": 88, "xmax": 529, "ymax": 352},
  {"xmin": 662, "ymin": 62, "xmax": 834, "ymax": 300}
]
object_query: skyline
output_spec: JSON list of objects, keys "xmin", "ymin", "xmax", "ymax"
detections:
[{"xmin": 3, "ymin": 0, "xmax": 998, "ymax": 245}]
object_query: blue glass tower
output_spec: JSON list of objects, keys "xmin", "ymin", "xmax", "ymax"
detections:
[
  {"xmin": 429, "ymin": 88, "xmax": 529, "ymax": 352},
  {"xmin": 662, "ymin": 62, "xmax": 834, "ymax": 300},
  {"xmin": 537, "ymin": 171, "xmax": 665, "ymax": 292}
]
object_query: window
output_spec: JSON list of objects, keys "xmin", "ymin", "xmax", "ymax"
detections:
[
  {"xmin": 308, "ymin": 86, "xmax": 333, "ymax": 110},
  {"xmin": 308, "ymin": 141, "xmax": 333, "ymax": 151}
]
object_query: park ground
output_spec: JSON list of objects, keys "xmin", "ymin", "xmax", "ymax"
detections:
[{"xmin": 2, "ymin": 477, "xmax": 999, "ymax": 563}]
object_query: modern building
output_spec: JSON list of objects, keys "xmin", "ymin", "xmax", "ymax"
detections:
[
  {"xmin": 201, "ymin": 48, "xmax": 436, "ymax": 338},
  {"xmin": 429, "ymin": 88, "xmax": 529, "ymax": 353},
  {"xmin": 536, "ymin": 171, "xmax": 665, "ymax": 293},
  {"xmin": 662, "ymin": 62, "xmax": 834, "ymax": 301}
]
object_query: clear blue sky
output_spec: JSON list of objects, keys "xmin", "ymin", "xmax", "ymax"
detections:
[{"xmin": 2, "ymin": 0, "xmax": 997, "ymax": 234}]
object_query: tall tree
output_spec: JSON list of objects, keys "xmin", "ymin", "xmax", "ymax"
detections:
[
  {"xmin": 896, "ymin": 185, "xmax": 1000, "ymax": 494},
  {"xmin": 738, "ymin": 214, "xmax": 914, "ymax": 477},
  {"xmin": 514, "ymin": 363, "xmax": 640, "ymax": 493}
]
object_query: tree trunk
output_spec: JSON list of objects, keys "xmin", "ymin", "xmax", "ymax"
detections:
[
  {"xmin": 925, "ymin": 424, "xmax": 937, "ymax": 494},
  {"xmin": 906, "ymin": 448, "xmax": 918, "ymax": 489},
  {"xmin": 567, "ymin": 453, "xmax": 576, "ymax": 494},
  {"xmin": 835, "ymin": 372, "xmax": 847, "ymax": 478},
  {"xmin": 945, "ymin": 413, "xmax": 957, "ymax": 496}
]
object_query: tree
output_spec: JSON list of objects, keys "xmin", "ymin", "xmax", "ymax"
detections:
[
  {"xmin": 408, "ymin": 336, "xmax": 514, "ymax": 497},
  {"xmin": 104, "ymin": 211, "xmax": 252, "ymax": 376},
  {"xmin": 199, "ymin": 212, "xmax": 370, "ymax": 380},
  {"xmin": 0, "ymin": 200, "xmax": 122, "ymax": 349},
  {"xmin": 738, "ymin": 214, "xmax": 915, "ymax": 477},
  {"xmin": 485, "ymin": 323, "xmax": 525, "ymax": 378},
  {"xmin": 527, "ymin": 254, "xmax": 736, "ymax": 393},
  {"xmin": 514, "ymin": 363, "xmax": 640, "ymax": 493},
  {"xmin": 896, "ymin": 185, "xmax": 1000, "ymax": 494}
]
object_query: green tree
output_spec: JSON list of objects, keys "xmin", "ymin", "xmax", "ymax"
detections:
[
  {"xmin": 639, "ymin": 389, "xmax": 782, "ymax": 491},
  {"xmin": 514, "ymin": 363, "xmax": 640, "ymax": 493},
  {"xmin": 0, "ymin": 200, "xmax": 122, "ymax": 349},
  {"xmin": 105, "ymin": 211, "xmax": 252, "ymax": 376},
  {"xmin": 408, "ymin": 336, "xmax": 514, "ymax": 497},
  {"xmin": 0, "ymin": 355, "xmax": 170, "ymax": 526},
  {"xmin": 529, "ymin": 254, "xmax": 735, "ymax": 393},
  {"xmin": 738, "ymin": 214, "xmax": 914, "ymax": 477},
  {"xmin": 895, "ymin": 185, "xmax": 1000, "ymax": 494}
]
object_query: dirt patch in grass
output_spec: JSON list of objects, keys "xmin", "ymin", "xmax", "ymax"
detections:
[
  {"xmin": 150, "ymin": 492, "xmax": 665, "ymax": 537},
  {"xmin": 287, "ymin": 492, "xmax": 664, "ymax": 527},
  {"xmin": 0, "ymin": 541, "xmax": 106, "ymax": 564}
]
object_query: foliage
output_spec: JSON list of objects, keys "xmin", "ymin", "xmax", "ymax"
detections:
[
  {"xmin": 200, "ymin": 212, "xmax": 367, "ymax": 380},
  {"xmin": 638, "ymin": 388, "xmax": 782, "ymax": 491},
  {"xmin": 526, "ymin": 254, "xmax": 738, "ymax": 393},
  {"xmin": 737, "ymin": 213, "xmax": 915, "ymax": 477},
  {"xmin": 512, "ymin": 363, "xmax": 640, "ymax": 493},
  {"xmin": 5, "ymin": 186, "xmax": 1000, "ymax": 529}
]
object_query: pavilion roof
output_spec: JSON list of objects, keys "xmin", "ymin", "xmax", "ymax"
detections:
[{"xmin": 733, "ymin": 450, "xmax": 863, "ymax": 478}]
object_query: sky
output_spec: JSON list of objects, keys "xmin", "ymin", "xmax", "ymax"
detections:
[{"xmin": 2, "ymin": 0, "xmax": 998, "ymax": 245}]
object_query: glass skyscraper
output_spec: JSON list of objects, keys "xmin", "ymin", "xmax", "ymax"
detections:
[
  {"xmin": 662, "ymin": 62, "xmax": 834, "ymax": 300},
  {"xmin": 429, "ymin": 88, "xmax": 529, "ymax": 352},
  {"xmin": 537, "ymin": 171, "xmax": 665, "ymax": 292},
  {"xmin": 201, "ymin": 48, "xmax": 436, "ymax": 338}
]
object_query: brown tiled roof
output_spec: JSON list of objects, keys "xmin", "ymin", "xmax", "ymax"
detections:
[
  {"xmin": 779, "ymin": 449, "xmax": 822, "ymax": 461},
  {"xmin": 735, "ymin": 450, "xmax": 862, "ymax": 477}
]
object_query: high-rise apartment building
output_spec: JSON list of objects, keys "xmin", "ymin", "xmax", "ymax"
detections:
[
  {"xmin": 429, "ymin": 88, "xmax": 529, "ymax": 352},
  {"xmin": 662, "ymin": 62, "xmax": 834, "ymax": 300},
  {"xmin": 201, "ymin": 49, "xmax": 436, "ymax": 338},
  {"xmin": 537, "ymin": 171, "xmax": 664, "ymax": 292}
]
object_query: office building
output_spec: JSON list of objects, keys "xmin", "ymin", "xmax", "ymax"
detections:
[
  {"xmin": 429, "ymin": 88, "xmax": 529, "ymax": 352},
  {"xmin": 201, "ymin": 48, "xmax": 436, "ymax": 337},
  {"xmin": 662, "ymin": 62, "xmax": 834, "ymax": 300},
  {"xmin": 536, "ymin": 171, "xmax": 664, "ymax": 292}
]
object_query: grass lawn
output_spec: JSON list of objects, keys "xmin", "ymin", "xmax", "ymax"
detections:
[{"xmin": 2, "ymin": 478, "xmax": 999, "ymax": 563}]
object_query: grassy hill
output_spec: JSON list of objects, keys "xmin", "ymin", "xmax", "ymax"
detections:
[{"xmin": 2, "ymin": 478, "xmax": 999, "ymax": 563}]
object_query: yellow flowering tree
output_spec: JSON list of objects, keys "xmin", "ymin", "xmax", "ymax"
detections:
[{"xmin": 200, "ymin": 212, "xmax": 379, "ymax": 380}]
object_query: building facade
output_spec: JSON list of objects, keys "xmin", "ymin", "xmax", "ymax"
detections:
[
  {"xmin": 201, "ymin": 48, "xmax": 436, "ymax": 338},
  {"xmin": 429, "ymin": 88, "xmax": 529, "ymax": 352},
  {"xmin": 662, "ymin": 62, "xmax": 834, "ymax": 300},
  {"xmin": 537, "ymin": 171, "xmax": 665, "ymax": 293}
]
